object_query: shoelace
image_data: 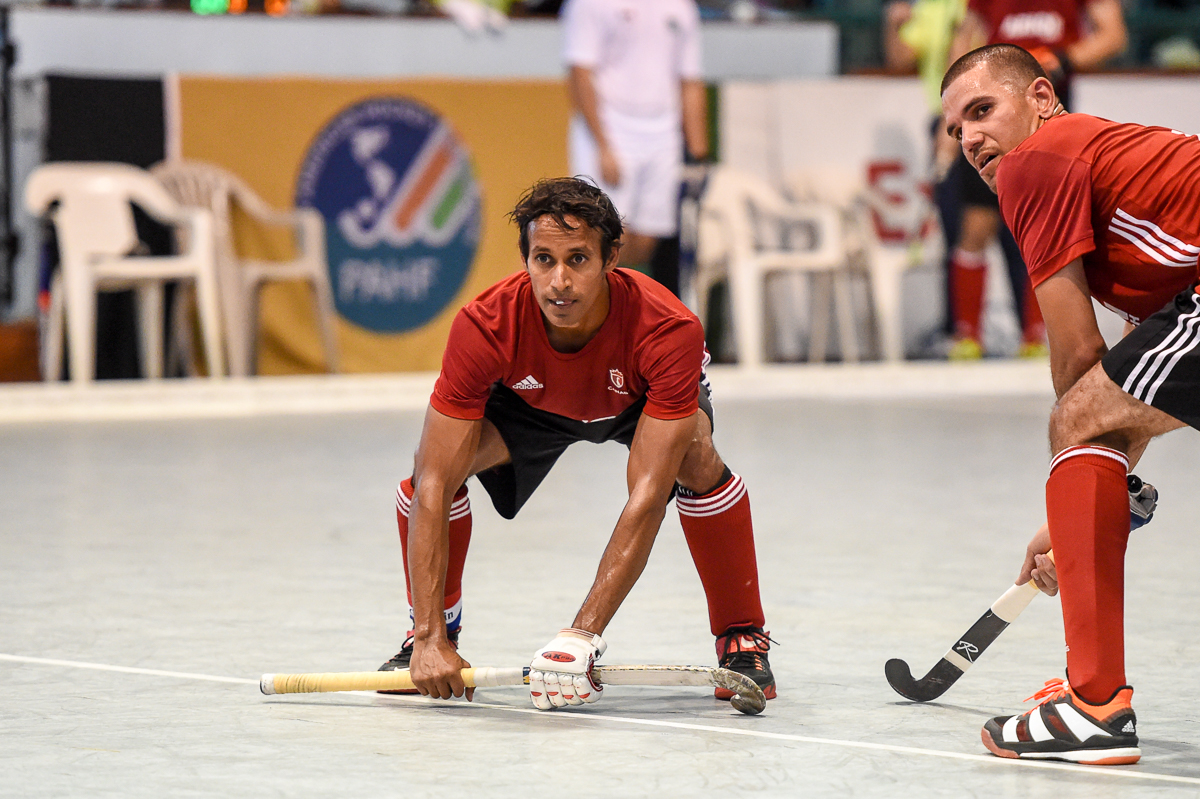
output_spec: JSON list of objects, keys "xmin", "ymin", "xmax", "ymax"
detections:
[
  {"xmin": 1024, "ymin": 677, "xmax": 1070, "ymax": 706},
  {"xmin": 717, "ymin": 626, "xmax": 777, "ymax": 660}
]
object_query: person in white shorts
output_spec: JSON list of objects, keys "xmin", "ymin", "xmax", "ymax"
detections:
[{"xmin": 561, "ymin": 0, "xmax": 709, "ymax": 270}]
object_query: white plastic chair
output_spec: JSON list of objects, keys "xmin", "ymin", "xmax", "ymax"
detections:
[
  {"xmin": 695, "ymin": 165, "xmax": 859, "ymax": 367},
  {"xmin": 25, "ymin": 162, "xmax": 225, "ymax": 383},
  {"xmin": 854, "ymin": 165, "xmax": 945, "ymax": 363},
  {"xmin": 151, "ymin": 159, "xmax": 339, "ymax": 377}
]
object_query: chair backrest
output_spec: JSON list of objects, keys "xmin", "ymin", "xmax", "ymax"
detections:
[
  {"xmin": 152, "ymin": 159, "xmax": 284, "ymax": 225},
  {"xmin": 25, "ymin": 162, "xmax": 183, "ymax": 264},
  {"xmin": 701, "ymin": 166, "xmax": 844, "ymax": 266}
]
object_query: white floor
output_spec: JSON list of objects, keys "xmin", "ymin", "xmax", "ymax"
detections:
[{"xmin": 2, "ymin": 364, "xmax": 1198, "ymax": 797}]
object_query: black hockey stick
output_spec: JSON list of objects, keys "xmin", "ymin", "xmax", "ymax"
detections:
[{"xmin": 885, "ymin": 552, "xmax": 1051, "ymax": 702}]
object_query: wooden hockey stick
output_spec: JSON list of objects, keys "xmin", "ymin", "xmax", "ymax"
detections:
[
  {"xmin": 261, "ymin": 664, "xmax": 767, "ymax": 715},
  {"xmin": 885, "ymin": 550, "xmax": 1055, "ymax": 702}
]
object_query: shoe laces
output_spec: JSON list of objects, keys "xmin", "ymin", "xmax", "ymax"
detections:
[
  {"xmin": 1024, "ymin": 677, "xmax": 1070, "ymax": 706},
  {"xmin": 717, "ymin": 626, "xmax": 777, "ymax": 660}
]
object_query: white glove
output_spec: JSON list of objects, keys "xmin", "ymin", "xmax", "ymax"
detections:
[{"xmin": 529, "ymin": 628, "xmax": 606, "ymax": 710}]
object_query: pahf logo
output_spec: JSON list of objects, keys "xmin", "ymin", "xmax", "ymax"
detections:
[{"xmin": 296, "ymin": 97, "xmax": 481, "ymax": 333}]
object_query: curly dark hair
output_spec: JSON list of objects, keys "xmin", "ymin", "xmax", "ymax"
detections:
[{"xmin": 509, "ymin": 177, "xmax": 624, "ymax": 263}]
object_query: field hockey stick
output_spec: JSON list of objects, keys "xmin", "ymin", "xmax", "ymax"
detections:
[
  {"xmin": 884, "ymin": 550, "xmax": 1055, "ymax": 702},
  {"xmin": 261, "ymin": 664, "xmax": 767, "ymax": 715}
]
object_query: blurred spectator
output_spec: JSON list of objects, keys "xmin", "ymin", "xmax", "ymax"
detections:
[
  {"xmin": 883, "ymin": 0, "xmax": 967, "ymax": 356},
  {"xmin": 561, "ymin": 0, "xmax": 709, "ymax": 288},
  {"xmin": 943, "ymin": 0, "xmax": 1127, "ymax": 360}
]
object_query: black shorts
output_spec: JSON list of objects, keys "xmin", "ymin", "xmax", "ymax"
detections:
[
  {"xmin": 1103, "ymin": 287, "xmax": 1200, "ymax": 429},
  {"xmin": 475, "ymin": 381, "xmax": 715, "ymax": 519}
]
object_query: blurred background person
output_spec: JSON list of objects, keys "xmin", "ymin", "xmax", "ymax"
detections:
[
  {"xmin": 944, "ymin": 0, "xmax": 1127, "ymax": 360},
  {"xmin": 884, "ymin": 0, "xmax": 967, "ymax": 356},
  {"xmin": 561, "ymin": 0, "xmax": 709, "ymax": 295}
]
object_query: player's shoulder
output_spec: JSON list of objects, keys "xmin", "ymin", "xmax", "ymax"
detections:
[
  {"xmin": 611, "ymin": 268, "xmax": 704, "ymax": 349},
  {"xmin": 462, "ymin": 270, "xmax": 528, "ymax": 312},
  {"xmin": 1020, "ymin": 113, "xmax": 1113, "ymax": 156}
]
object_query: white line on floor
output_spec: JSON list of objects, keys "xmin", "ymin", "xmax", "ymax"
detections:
[
  {"xmin": 0, "ymin": 654, "xmax": 258, "ymax": 685},
  {"xmin": 7, "ymin": 653, "xmax": 1196, "ymax": 786}
]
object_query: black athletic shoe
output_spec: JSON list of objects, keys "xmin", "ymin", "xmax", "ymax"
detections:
[
  {"xmin": 377, "ymin": 628, "xmax": 460, "ymax": 694},
  {"xmin": 715, "ymin": 625, "xmax": 777, "ymax": 700},
  {"xmin": 981, "ymin": 678, "xmax": 1141, "ymax": 765}
]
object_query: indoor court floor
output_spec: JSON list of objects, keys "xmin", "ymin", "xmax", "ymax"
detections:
[{"xmin": 2, "ymin": 365, "xmax": 1198, "ymax": 797}]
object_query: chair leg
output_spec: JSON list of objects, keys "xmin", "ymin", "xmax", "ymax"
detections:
[
  {"xmin": 219, "ymin": 260, "xmax": 251, "ymax": 378},
  {"xmin": 43, "ymin": 272, "xmax": 64, "ymax": 382},
  {"xmin": 62, "ymin": 265, "xmax": 97, "ymax": 384},
  {"xmin": 165, "ymin": 283, "xmax": 198, "ymax": 377},
  {"xmin": 870, "ymin": 254, "xmax": 906, "ymax": 363},
  {"xmin": 807, "ymin": 273, "xmax": 832, "ymax": 363},
  {"xmin": 832, "ymin": 270, "xmax": 860, "ymax": 364},
  {"xmin": 244, "ymin": 281, "xmax": 262, "ymax": 376},
  {"xmin": 136, "ymin": 282, "xmax": 165, "ymax": 379},
  {"xmin": 729, "ymin": 260, "xmax": 763, "ymax": 368},
  {"xmin": 310, "ymin": 276, "xmax": 340, "ymax": 374},
  {"xmin": 194, "ymin": 269, "xmax": 226, "ymax": 377}
]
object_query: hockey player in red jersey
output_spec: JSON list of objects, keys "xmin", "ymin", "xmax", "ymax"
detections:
[
  {"xmin": 942, "ymin": 43, "xmax": 1200, "ymax": 765},
  {"xmin": 378, "ymin": 177, "xmax": 774, "ymax": 710}
]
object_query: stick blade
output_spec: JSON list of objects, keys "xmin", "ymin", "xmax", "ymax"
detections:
[
  {"xmin": 712, "ymin": 668, "xmax": 767, "ymax": 715},
  {"xmin": 885, "ymin": 657, "xmax": 963, "ymax": 702}
]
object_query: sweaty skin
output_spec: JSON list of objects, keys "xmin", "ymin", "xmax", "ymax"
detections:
[{"xmin": 404, "ymin": 216, "xmax": 729, "ymax": 701}]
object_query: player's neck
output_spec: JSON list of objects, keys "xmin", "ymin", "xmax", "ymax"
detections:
[{"xmin": 543, "ymin": 282, "xmax": 612, "ymax": 353}]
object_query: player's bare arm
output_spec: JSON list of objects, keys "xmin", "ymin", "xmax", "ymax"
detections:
[
  {"xmin": 681, "ymin": 79, "xmax": 709, "ymax": 162},
  {"xmin": 948, "ymin": 9, "xmax": 986, "ymax": 63},
  {"xmin": 567, "ymin": 65, "xmax": 620, "ymax": 186},
  {"xmin": 1067, "ymin": 0, "xmax": 1128, "ymax": 70},
  {"xmin": 573, "ymin": 412, "xmax": 706, "ymax": 634},
  {"xmin": 1034, "ymin": 259, "xmax": 1107, "ymax": 400},
  {"xmin": 406, "ymin": 407, "xmax": 507, "ymax": 700}
]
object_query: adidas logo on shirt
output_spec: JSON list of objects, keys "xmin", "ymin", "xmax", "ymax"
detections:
[{"xmin": 512, "ymin": 375, "xmax": 544, "ymax": 390}]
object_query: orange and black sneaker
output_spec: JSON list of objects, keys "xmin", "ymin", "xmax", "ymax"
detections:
[
  {"xmin": 715, "ymin": 625, "xmax": 776, "ymax": 701},
  {"xmin": 982, "ymin": 678, "xmax": 1141, "ymax": 765},
  {"xmin": 377, "ymin": 628, "xmax": 460, "ymax": 695}
]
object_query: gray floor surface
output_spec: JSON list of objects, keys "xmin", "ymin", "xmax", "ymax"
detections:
[{"xmin": 3, "ymin": 394, "xmax": 1198, "ymax": 797}]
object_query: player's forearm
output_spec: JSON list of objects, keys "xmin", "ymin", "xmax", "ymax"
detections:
[
  {"xmin": 568, "ymin": 65, "xmax": 609, "ymax": 150},
  {"xmin": 1067, "ymin": 0, "xmax": 1127, "ymax": 70},
  {"xmin": 406, "ymin": 490, "xmax": 454, "ymax": 643},
  {"xmin": 681, "ymin": 79, "xmax": 709, "ymax": 161},
  {"xmin": 1065, "ymin": 34, "xmax": 1125, "ymax": 72},
  {"xmin": 1049, "ymin": 343, "xmax": 1107, "ymax": 399},
  {"xmin": 949, "ymin": 12, "xmax": 985, "ymax": 63},
  {"xmin": 573, "ymin": 493, "xmax": 668, "ymax": 634}
]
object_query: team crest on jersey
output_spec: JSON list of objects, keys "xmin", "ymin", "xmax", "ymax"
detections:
[
  {"xmin": 296, "ymin": 97, "xmax": 481, "ymax": 333},
  {"xmin": 608, "ymin": 368, "xmax": 629, "ymax": 395}
]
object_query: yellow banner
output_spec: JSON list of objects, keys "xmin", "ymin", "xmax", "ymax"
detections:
[{"xmin": 178, "ymin": 76, "xmax": 569, "ymax": 373}]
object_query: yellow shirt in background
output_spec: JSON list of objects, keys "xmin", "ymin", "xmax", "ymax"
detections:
[{"xmin": 899, "ymin": 0, "xmax": 968, "ymax": 115}]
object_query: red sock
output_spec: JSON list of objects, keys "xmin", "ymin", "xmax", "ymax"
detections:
[
  {"xmin": 1045, "ymin": 446, "xmax": 1130, "ymax": 703},
  {"xmin": 951, "ymin": 248, "xmax": 987, "ymax": 341},
  {"xmin": 677, "ymin": 472, "xmax": 766, "ymax": 636},
  {"xmin": 396, "ymin": 477, "xmax": 471, "ymax": 630},
  {"xmin": 1022, "ymin": 279, "xmax": 1046, "ymax": 344}
]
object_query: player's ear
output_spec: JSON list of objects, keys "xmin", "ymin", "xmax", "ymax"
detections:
[
  {"xmin": 1030, "ymin": 76, "xmax": 1059, "ymax": 119},
  {"xmin": 604, "ymin": 240, "xmax": 622, "ymax": 271}
]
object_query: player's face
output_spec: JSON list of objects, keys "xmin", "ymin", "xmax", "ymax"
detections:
[
  {"xmin": 942, "ymin": 63, "xmax": 1045, "ymax": 192},
  {"xmin": 524, "ymin": 214, "xmax": 616, "ymax": 342}
]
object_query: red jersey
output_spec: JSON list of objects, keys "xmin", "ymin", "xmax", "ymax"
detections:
[
  {"xmin": 968, "ymin": 0, "xmax": 1086, "ymax": 51},
  {"xmin": 431, "ymin": 268, "xmax": 705, "ymax": 423},
  {"xmin": 997, "ymin": 113, "xmax": 1200, "ymax": 324}
]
